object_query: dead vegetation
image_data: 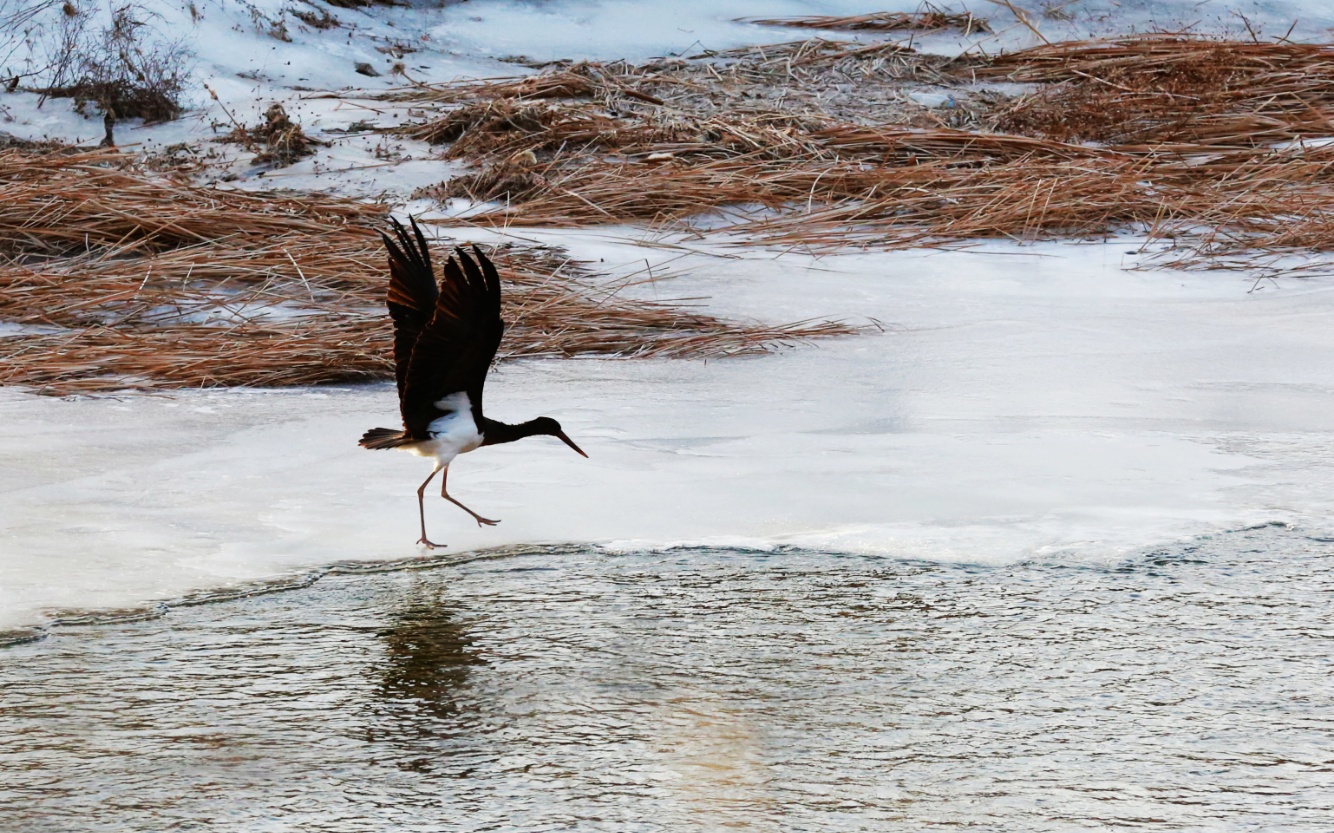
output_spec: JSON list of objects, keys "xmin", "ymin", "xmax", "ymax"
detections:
[
  {"xmin": 380, "ymin": 33, "xmax": 1334, "ymax": 274},
  {"xmin": 739, "ymin": 9, "xmax": 990, "ymax": 34},
  {"xmin": 12, "ymin": 33, "xmax": 1334, "ymax": 394},
  {"xmin": 0, "ymin": 147, "xmax": 852, "ymax": 395},
  {"xmin": 217, "ymin": 102, "xmax": 329, "ymax": 167},
  {"xmin": 37, "ymin": 2, "xmax": 190, "ymax": 123},
  {"xmin": 322, "ymin": 0, "xmax": 401, "ymax": 8},
  {"xmin": 982, "ymin": 37, "xmax": 1334, "ymax": 149},
  {"xmin": 291, "ymin": 5, "xmax": 339, "ymax": 29},
  {"xmin": 390, "ymin": 41, "xmax": 957, "ymax": 126}
]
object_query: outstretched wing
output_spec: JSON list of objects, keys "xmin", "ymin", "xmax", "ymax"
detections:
[
  {"xmin": 399, "ymin": 244, "xmax": 505, "ymax": 437},
  {"xmin": 456, "ymin": 246, "xmax": 505, "ymax": 422},
  {"xmin": 380, "ymin": 217, "xmax": 438, "ymax": 404}
]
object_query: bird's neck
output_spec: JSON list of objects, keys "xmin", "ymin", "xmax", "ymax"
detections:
[{"xmin": 479, "ymin": 417, "xmax": 549, "ymax": 447}]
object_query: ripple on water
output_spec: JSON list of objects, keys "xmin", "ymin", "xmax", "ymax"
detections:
[{"xmin": 2, "ymin": 525, "xmax": 1332, "ymax": 831}]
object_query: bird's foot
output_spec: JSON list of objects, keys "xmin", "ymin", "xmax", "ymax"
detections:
[
  {"xmin": 417, "ymin": 536, "xmax": 446, "ymax": 549},
  {"xmin": 474, "ymin": 516, "xmax": 500, "ymax": 527}
]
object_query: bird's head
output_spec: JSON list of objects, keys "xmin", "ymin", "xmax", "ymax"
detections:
[{"xmin": 532, "ymin": 417, "xmax": 588, "ymax": 458}]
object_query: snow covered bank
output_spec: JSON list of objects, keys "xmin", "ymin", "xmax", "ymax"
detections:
[
  {"xmin": 8, "ymin": 0, "xmax": 1333, "ymax": 179},
  {"xmin": 6, "ymin": 239, "xmax": 1334, "ymax": 630}
]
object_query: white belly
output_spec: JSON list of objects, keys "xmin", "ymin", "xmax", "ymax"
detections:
[{"xmin": 406, "ymin": 392, "xmax": 484, "ymax": 463}]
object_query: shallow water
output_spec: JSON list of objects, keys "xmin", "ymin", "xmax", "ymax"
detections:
[{"xmin": 2, "ymin": 525, "xmax": 1332, "ymax": 831}]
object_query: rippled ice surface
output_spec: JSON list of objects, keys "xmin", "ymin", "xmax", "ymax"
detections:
[{"xmin": 3, "ymin": 524, "xmax": 1332, "ymax": 831}]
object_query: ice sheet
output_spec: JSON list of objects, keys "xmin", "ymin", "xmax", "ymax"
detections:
[{"xmin": 6, "ymin": 240, "xmax": 1334, "ymax": 630}]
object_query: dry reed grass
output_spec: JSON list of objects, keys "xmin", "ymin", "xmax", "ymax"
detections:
[
  {"xmin": 244, "ymin": 103, "xmax": 329, "ymax": 166},
  {"xmin": 211, "ymin": 101, "xmax": 327, "ymax": 168},
  {"xmin": 402, "ymin": 98, "xmax": 680, "ymax": 159},
  {"xmin": 739, "ymin": 9, "xmax": 990, "ymax": 34},
  {"xmin": 977, "ymin": 36, "xmax": 1334, "ymax": 149},
  {"xmin": 380, "ymin": 33, "xmax": 1334, "ymax": 274},
  {"xmin": 436, "ymin": 145, "xmax": 1158, "ymax": 249},
  {"xmin": 390, "ymin": 41, "xmax": 954, "ymax": 125},
  {"xmin": 386, "ymin": 64, "xmax": 641, "ymax": 107},
  {"xmin": 0, "ymin": 148, "xmax": 853, "ymax": 395},
  {"xmin": 1138, "ymin": 142, "xmax": 1334, "ymax": 271},
  {"xmin": 14, "ymin": 36, "xmax": 1333, "ymax": 395}
]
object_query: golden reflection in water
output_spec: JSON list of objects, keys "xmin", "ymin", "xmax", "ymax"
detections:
[{"xmin": 653, "ymin": 690, "xmax": 778, "ymax": 830}]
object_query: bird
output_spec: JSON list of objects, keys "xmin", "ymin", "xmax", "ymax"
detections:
[{"xmin": 360, "ymin": 217, "xmax": 587, "ymax": 548}]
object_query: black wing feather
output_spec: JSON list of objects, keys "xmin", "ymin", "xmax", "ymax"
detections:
[
  {"xmin": 456, "ymin": 246, "xmax": 505, "ymax": 424},
  {"xmin": 381, "ymin": 217, "xmax": 438, "ymax": 403},
  {"xmin": 397, "ymin": 240, "xmax": 505, "ymax": 437}
]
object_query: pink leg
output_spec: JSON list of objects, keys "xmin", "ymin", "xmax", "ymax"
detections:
[
  {"xmin": 441, "ymin": 466, "xmax": 499, "ymax": 527},
  {"xmin": 416, "ymin": 464, "xmax": 445, "ymax": 548}
]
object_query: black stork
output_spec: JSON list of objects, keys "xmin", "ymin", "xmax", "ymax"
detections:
[{"xmin": 359, "ymin": 217, "xmax": 587, "ymax": 548}]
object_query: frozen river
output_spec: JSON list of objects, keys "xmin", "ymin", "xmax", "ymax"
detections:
[
  {"xmin": 3, "ymin": 525, "xmax": 1331, "ymax": 831},
  {"xmin": 7, "ymin": 241, "xmax": 1334, "ymax": 636}
]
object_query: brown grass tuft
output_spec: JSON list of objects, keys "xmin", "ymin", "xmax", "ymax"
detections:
[
  {"xmin": 0, "ymin": 148, "xmax": 854, "ymax": 395},
  {"xmin": 218, "ymin": 103, "xmax": 329, "ymax": 167},
  {"xmin": 402, "ymin": 98, "xmax": 679, "ymax": 159}
]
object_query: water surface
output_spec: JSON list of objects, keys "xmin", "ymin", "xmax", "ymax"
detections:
[{"xmin": 3, "ymin": 525, "xmax": 1332, "ymax": 831}]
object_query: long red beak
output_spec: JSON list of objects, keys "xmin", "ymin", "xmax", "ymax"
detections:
[{"xmin": 555, "ymin": 430, "xmax": 588, "ymax": 458}]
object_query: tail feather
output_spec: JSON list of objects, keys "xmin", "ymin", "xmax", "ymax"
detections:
[{"xmin": 359, "ymin": 427, "xmax": 415, "ymax": 450}]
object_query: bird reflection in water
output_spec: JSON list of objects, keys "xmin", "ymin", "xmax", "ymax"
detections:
[{"xmin": 365, "ymin": 590, "xmax": 486, "ymax": 771}]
